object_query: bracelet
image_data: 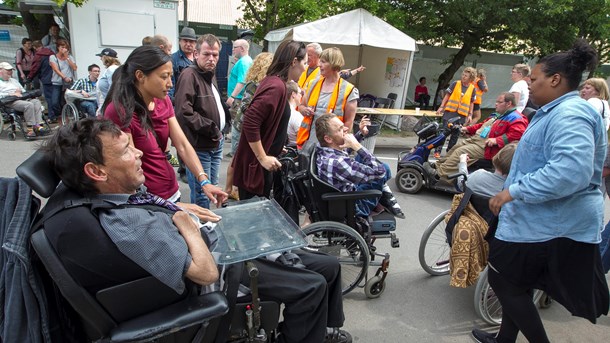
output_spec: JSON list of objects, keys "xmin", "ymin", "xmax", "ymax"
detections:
[
  {"xmin": 196, "ymin": 171, "xmax": 208, "ymax": 180},
  {"xmin": 199, "ymin": 179, "xmax": 211, "ymax": 187}
]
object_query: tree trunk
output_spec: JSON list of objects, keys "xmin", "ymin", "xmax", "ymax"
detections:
[
  {"xmin": 433, "ymin": 39, "xmax": 475, "ymax": 109},
  {"xmin": 21, "ymin": 12, "xmax": 56, "ymax": 41}
]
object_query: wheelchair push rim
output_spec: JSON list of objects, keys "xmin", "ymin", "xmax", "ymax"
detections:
[{"xmin": 419, "ymin": 210, "xmax": 451, "ymax": 276}]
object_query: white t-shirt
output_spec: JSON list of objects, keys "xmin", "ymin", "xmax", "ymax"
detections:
[
  {"xmin": 287, "ymin": 107, "xmax": 304, "ymax": 146},
  {"xmin": 587, "ymin": 97, "xmax": 610, "ymax": 131},
  {"xmin": 509, "ymin": 79, "xmax": 529, "ymax": 112}
]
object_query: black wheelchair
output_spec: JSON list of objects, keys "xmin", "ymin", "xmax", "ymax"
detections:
[
  {"xmin": 13, "ymin": 151, "xmax": 288, "ymax": 342},
  {"xmin": 0, "ymin": 90, "xmax": 51, "ymax": 141},
  {"xmin": 278, "ymin": 142, "xmax": 400, "ymax": 299}
]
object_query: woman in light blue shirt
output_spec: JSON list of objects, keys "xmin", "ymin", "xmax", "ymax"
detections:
[{"xmin": 471, "ymin": 40, "xmax": 609, "ymax": 343}]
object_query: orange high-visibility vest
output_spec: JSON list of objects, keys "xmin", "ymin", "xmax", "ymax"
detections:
[
  {"xmin": 473, "ymin": 77, "xmax": 485, "ymax": 105},
  {"xmin": 298, "ymin": 67, "xmax": 320, "ymax": 88},
  {"xmin": 445, "ymin": 81, "xmax": 475, "ymax": 117},
  {"xmin": 296, "ymin": 76, "xmax": 355, "ymax": 146}
]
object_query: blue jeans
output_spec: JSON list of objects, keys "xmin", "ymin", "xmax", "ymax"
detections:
[
  {"xmin": 355, "ymin": 161, "xmax": 391, "ymax": 217},
  {"xmin": 600, "ymin": 220, "xmax": 610, "ymax": 274},
  {"xmin": 49, "ymin": 84, "xmax": 64, "ymax": 120},
  {"xmin": 186, "ymin": 138, "xmax": 223, "ymax": 208},
  {"xmin": 78, "ymin": 100, "xmax": 98, "ymax": 118}
]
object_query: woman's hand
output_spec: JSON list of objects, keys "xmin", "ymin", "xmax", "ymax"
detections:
[
  {"xmin": 489, "ymin": 189, "xmax": 513, "ymax": 216},
  {"xmin": 176, "ymin": 202, "xmax": 222, "ymax": 222},
  {"xmin": 299, "ymin": 106, "xmax": 315, "ymax": 118},
  {"xmin": 359, "ymin": 115, "xmax": 370, "ymax": 136},
  {"xmin": 259, "ymin": 155, "xmax": 281, "ymax": 172},
  {"xmin": 201, "ymin": 184, "xmax": 228, "ymax": 208}
]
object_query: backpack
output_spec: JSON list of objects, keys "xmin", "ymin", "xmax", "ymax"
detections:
[{"xmin": 232, "ymin": 81, "xmax": 258, "ymax": 132}]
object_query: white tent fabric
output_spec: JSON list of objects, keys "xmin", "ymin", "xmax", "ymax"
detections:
[
  {"xmin": 264, "ymin": 9, "xmax": 418, "ymax": 128},
  {"xmin": 265, "ymin": 8, "xmax": 416, "ymax": 52}
]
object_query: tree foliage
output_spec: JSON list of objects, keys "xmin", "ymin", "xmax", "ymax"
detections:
[{"xmin": 3, "ymin": 0, "xmax": 88, "ymax": 40}]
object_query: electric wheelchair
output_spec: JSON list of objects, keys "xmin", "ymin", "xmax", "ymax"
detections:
[
  {"xmin": 0, "ymin": 90, "xmax": 51, "ymax": 141},
  {"xmin": 278, "ymin": 142, "xmax": 400, "ymax": 299},
  {"xmin": 13, "ymin": 151, "xmax": 296, "ymax": 342}
]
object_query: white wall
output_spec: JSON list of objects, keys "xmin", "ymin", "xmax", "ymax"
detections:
[{"xmin": 67, "ymin": 0, "xmax": 178, "ymax": 78}]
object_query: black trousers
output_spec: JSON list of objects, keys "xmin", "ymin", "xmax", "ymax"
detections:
[
  {"xmin": 435, "ymin": 112, "xmax": 466, "ymax": 154},
  {"xmin": 242, "ymin": 250, "xmax": 343, "ymax": 343}
]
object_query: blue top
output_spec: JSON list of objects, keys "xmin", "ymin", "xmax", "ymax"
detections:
[
  {"xmin": 170, "ymin": 49, "xmax": 193, "ymax": 98},
  {"xmin": 227, "ymin": 55, "xmax": 253, "ymax": 99},
  {"xmin": 497, "ymin": 91, "xmax": 607, "ymax": 243}
]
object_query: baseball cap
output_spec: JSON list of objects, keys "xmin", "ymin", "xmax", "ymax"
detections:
[
  {"xmin": 95, "ymin": 48, "xmax": 118, "ymax": 58},
  {"xmin": 179, "ymin": 27, "xmax": 197, "ymax": 41},
  {"xmin": 0, "ymin": 62, "xmax": 14, "ymax": 70}
]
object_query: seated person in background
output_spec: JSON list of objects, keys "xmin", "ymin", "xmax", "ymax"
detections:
[
  {"xmin": 414, "ymin": 76, "xmax": 430, "ymax": 109},
  {"xmin": 425, "ymin": 92, "xmax": 527, "ymax": 180},
  {"xmin": 456, "ymin": 142, "xmax": 518, "ymax": 196},
  {"xmin": 41, "ymin": 118, "xmax": 351, "ymax": 343},
  {"xmin": 0, "ymin": 62, "xmax": 46, "ymax": 138},
  {"xmin": 286, "ymin": 80, "xmax": 304, "ymax": 146},
  {"xmin": 315, "ymin": 114, "xmax": 405, "ymax": 219},
  {"xmin": 69, "ymin": 63, "xmax": 100, "ymax": 118}
]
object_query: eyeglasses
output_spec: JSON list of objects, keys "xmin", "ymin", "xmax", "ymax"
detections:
[{"xmin": 232, "ymin": 46, "xmax": 243, "ymax": 50}]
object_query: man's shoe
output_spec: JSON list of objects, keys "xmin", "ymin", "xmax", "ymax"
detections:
[
  {"xmin": 380, "ymin": 192, "xmax": 406, "ymax": 219},
  {"xmin": 471, "ymin": 328, "xmax": 498, "ymax": 343},
  {"xmin": 422, "ymin": 162, "xmax": 437, "ymax": 177},
  {"xmin": 433, "ymin": 151, "xmax": 441, "ymax": 159},
  {"xmin": 325, "ymin": 327, "xmax": 352, "ymax": 343}
]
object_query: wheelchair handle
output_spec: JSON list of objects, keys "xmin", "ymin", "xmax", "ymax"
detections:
[{"xmin": 247, "ymin": 261, "xmax": 259, "ymax": 278}]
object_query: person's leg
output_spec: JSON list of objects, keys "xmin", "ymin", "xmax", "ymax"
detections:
[
  {"xmin": 488, "ymin": 268, "xmax": 550, "ymax": 343},
  {"xmin": 600, "ymin": 220, "xmax": 610, "ymax": 273},
  {"xmin": 9, "ymin": 100, "xmax": 36, "ymax": 125},
  {"xmin": 30, "ymin": 99, "xmax": 43, "ymax": 123},
  {"xmin": 230, "ymin": 127, "xmax": 240, "ymax": 156},
  {"xmin": 422, "ymin": 94, "xmax": 430, "ymax": 109},
  {"xmin": 446, "ymin": 116, "xmax": 466, "ymax": 151},
  {"xmin": 41, "ymin": 83, "xmax": 54, "ymax": 119},
  {"xmin": 209, "ymin": 137, "xmax": 224, "ymax": 186},
  {"xmin": 436, "ymin": 138, "xmax": 485, "ymax": 177},
  {"xmin": 186, "ymin": 150, "xmax": 211, "ymax": 208},
  {"xmin": 247, "ymin": 258, "xmax": 328, "ymax": 343},
  {"xmin": 79, "ymin": 101, "xmax": 97, "ymax": 118},
  {"xmin": 49, "ymin": 85, "xmax": 63, "ymax": 121}
]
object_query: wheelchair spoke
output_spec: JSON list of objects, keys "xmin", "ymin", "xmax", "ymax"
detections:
[{"xmin": 419, "ymin": 210, "xmax": 451, "ymax": 276}]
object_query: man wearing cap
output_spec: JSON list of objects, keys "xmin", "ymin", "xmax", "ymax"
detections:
[
  {"xmin": 70, "ymin": 64, "xmax": 100, "ymax": 117},
  {"xmin": 96, "ymin": 48, "xmax": 120, "ymax": 111},
  {"xmin": 171, "ymin": 27, "xmax": 197, "ymax": 98},
  {"xmin": 175, "ymin": 34, "xmax": 231, "ymax": 209},
  {"xmin": 0, "ymin": 62, "xmax": 46, "ymax": 137}
]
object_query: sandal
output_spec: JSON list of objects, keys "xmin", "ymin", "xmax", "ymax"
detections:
[{"xmin": 325, "ymin": 327, "xmax": 352, "ymax": 343}]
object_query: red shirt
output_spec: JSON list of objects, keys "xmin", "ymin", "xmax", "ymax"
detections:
[
  {"xmin": 105, "ymin": 96, "xmax": 178, "ymax": 199},
  {"xmin": 415, "ymin": 84, "xmax": 428, "ymax": 101}
]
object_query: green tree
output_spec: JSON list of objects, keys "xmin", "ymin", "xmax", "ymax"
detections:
[{"xmin": 3, "ymin": 0, "xmax": 88, "ymax": 40}]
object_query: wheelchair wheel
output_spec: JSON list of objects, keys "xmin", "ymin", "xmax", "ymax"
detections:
[
  {"xmin": 395, "ymin": 167, "xmax": 423, "ymax": 194},
  {"xmin": 301, "ymin": 221, "xmax": 370, "ymax": 295},
  {"xmin": 474, "ymin": 267, "xmax": 502, "ymax": 325},
  {"xmin": 418, "ymin": 210, "xmax": 451, "ymax": 276},
  {"xmin": 61, "ymin": 103, "xmax": 79, "ymax": 126},
  {"xmin": 364, "ymin": 275, "xmax": 385, "ymax": 299}
]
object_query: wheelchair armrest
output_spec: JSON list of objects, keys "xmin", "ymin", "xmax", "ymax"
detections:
[
  {"xmin": 321, "ymin": 189, "xmax": 381, "ymax": 202},
  {"xmin": 109, "ymin": 291, "xmax": 229, "ymax": 342}
]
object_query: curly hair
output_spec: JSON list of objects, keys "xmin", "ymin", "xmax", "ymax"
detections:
[{"xmin": 246, "ymin": 52, "xmax": 273, "ymax": 83}]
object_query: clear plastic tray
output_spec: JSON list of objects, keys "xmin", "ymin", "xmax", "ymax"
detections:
[{"xmin": 209, "ymin": 199, "xmax": 306, "ymax": 265}]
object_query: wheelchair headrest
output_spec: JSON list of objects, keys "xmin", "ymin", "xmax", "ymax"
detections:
[{"xmin": 16, "ymin": 150, "xmax": 60, "ymax": 198}]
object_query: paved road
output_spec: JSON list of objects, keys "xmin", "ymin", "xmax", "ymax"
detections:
[{"xmin": 1, "ymin": 133, "xmax": 609, "ymax": 343}]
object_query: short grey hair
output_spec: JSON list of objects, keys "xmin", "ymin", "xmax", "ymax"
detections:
[{"xmin": 307, "ymin": 42, "xmax": 322, "ymax": 57}]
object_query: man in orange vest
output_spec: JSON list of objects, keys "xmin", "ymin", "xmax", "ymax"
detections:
[
  {"xmin": 472, "ymin": 68, "xmax": 488, "ymax": 124},
  {"xmin": 298, "ymin": 42, "xmax": 322, "ymax": 88},
  {"xmin": 434, "ymin": 67, "xmax": 477, "ymax": 158}
]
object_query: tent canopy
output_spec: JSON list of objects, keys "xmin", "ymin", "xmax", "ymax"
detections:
[
  {"xmin": 265, "ymin": 9, "xmax": 417, "ymax": 129},
  {"xmin": 265, "ymin": 8, "xmax": 416, "ymax": 52}
]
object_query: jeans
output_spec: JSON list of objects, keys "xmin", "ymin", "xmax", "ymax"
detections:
[
  {"xmin": 601, "ymin": 220, "xmax": 610, "ymax": 273},
  {"xmin": 355, "ymin": 160, "xmax": 391, "ymax": 217},
  {"xmin": 78, "ymin": 100, "xmax": 98, "ymax": 118},
  {"xmin": 186, "ymin": 138, "xmax": 223, "ymax": 208},
  {"xmin": 49, "ymin": 84, "xmax": 64, "ymax": 120}
]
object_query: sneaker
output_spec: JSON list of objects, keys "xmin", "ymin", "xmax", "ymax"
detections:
[
  {"xmin": 34, "ymin": 125, "xmax": 49, "ymax": 135},
  {"xmin": 471, "ymin": 328, "xmax": 498, "ymax": 343},
  {"xmin": 433, "ymin": 151, "xmax": 441, "ymax": 159},
  {"xmin": 325, "ymin": 327, "xmax": 352, "ymax": 343},
  {"xmin": 167, "ymin": 154, "xmax": 180, "ymax": 167},
  {"xmin": 380, "ymin": 192, "xmax": 406, "ymax": 219},
  {"xmin": 26, "ymin": 130, "xmax": 36, "ymax": 138}
]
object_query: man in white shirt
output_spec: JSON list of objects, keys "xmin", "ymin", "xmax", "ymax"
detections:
[{"xmin": 0, "ymin": 62, "xmax": 45, "ymax": 137}]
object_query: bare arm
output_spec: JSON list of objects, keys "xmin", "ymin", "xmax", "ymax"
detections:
[
  {"xmin": 436, "ymin": 94, "xmax": 450, "ymax": 114},
  {"xmin": 512, "ymin": 92, "xmax": 521, "ymax": 108},
  {"xmin": 248, "ymin": 140, "xmax": 281, "ymax": 172},
  {"xmin": 172, "ymin": 211, "xmax": 219, "ymax": 286}
]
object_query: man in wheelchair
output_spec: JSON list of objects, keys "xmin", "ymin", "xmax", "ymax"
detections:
[
  {"xmin": 314, "ymin": 114, "xmax": 404, "ymax": 220},
  {"xmin": 40, "ymin": 118, "xmax": 350, "ymax": 343},
  {"xmin": 0, "ymin": 62, "xmax": 47, "ymax": 138},
  {"xmin": 69, "ymin": 63, "xmax": 100, "ymax": 117}
]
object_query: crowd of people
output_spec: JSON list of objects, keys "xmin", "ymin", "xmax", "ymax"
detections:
[{"xmin": 2, "ymin": 22, "xmax": 610, "ymax": 343}]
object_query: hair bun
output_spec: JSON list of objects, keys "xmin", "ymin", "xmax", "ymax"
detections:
[{"xmin": 569, "ymin": 39, "xmax": 598, "ymax": 72}]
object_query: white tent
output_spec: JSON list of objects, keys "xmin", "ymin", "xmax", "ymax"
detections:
[{"xmin": 265, "ymin": 9, "xmax": 417, "ymax": 126}]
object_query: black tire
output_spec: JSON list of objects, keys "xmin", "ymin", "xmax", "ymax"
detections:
[
  {"xmin": 418, "ymin": 210, "xmax": 451, "ymax": 276},
  {"xmin": 61, "ymin": 103, "xmax": 79, "ymax": 126},
  {"xmin": 8, "ymin": 132, "xmax": 16, "ymax": 141},
  {"xmin": 301, "ymin": 221, "xmax": 370, "ymax": 295},
  {"xmin": 364, "ymin": 275, "xmax": 385, "ymax": 299},
  {"xmin": 395, "ymin": 167, "xmax": 423, "ymax": 194}
]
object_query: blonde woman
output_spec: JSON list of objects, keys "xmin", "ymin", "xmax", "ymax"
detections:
[
  {"xmin": 509, "ymin": 63, "xmax": 530, "ymax": 112},
  {"xmin": 580, "ymin": 78, "xmax": 610, "ymax": 130}
]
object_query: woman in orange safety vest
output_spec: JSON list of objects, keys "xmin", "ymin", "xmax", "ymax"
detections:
[
  {"xmin": 472, "ymin": 68, "xmax": 488, "ymax": 124},
  {"xmin": 434, "ymin": 67, "xmax": 477, "ymax": 158},
  {"xmin": 296, "ymin": 47, "xmax": 358, "ymax": 146}
]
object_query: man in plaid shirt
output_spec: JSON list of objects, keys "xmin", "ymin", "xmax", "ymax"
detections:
[
  {"xmin": 315, "ymin": 114, "xmax": 404, "ymax": 218},
  {"xmin": 70, "ymin": 63, "xmax": 100, "ymax": 117}
]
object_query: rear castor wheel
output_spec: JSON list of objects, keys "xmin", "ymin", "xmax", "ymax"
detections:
[
  {"xmin": 539, "ymin": 293, "xmax": 553, "ymax": 309},
  {"xmin": 8, "ymin": 132, "xmax": 16, "ymax": 141},
  {"xmin": 364, "ymin": 275, "xmax": 385, "ymax": 299}
]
